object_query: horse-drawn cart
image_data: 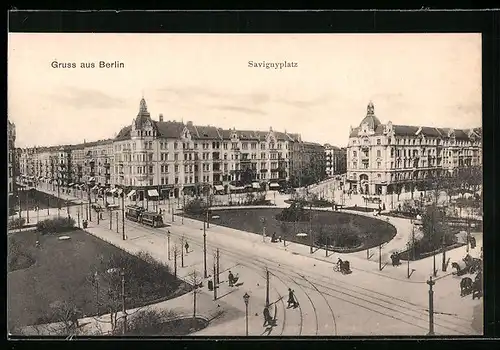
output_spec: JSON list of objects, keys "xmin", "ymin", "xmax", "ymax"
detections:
[{"xmin": 452, "ymin": 254, "xmax": 482, "ymax": 276}]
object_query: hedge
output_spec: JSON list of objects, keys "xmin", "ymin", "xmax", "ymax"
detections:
[
  {"xmin": 8, "ymin": 217, "xmax": 26, "ymax": 230},
  {"xmin": 37, "ymin": 217, "xmax": 76, "ymax": 234}
]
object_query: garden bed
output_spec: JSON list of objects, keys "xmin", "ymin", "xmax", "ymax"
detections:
[
  {"xmin": 7, "ymin": 229, "xmax": 190, "ymax": 332},
  {"xmin": 185, "ymin": 208, "xmax": 396, "ymax": 252},
  {"xmin": 398, "ymin": 242, "xmax": 466, "ymax": 261},
  {"xmin": 125, "ymin": 316, "xmax": 209, "ymax": 336}
]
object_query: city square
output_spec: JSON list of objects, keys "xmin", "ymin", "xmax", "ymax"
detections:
[{"xmin": 8, "ymin": 33, "xmax": 482, "ymax": 337}]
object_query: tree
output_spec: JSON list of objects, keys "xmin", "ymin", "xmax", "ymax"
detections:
[
  {"xmin": 187, "ymin": 270, "xmax": 203, "ymax": 330},
  {"xmin": 91, "ymin": 251, "xmax": 177, "ymax": 335},
  {"xmin": 394, "ymin": 183, "xmax": 403, "ymax": 201},
  {"xmin": 421, "ymin": 204, "xmax": 456, "ymax": 250}
]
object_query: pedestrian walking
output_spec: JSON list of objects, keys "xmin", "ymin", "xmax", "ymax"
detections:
[
  {"xmin": 184, "ymin": 241, "xmax": 189, "ymax": 254},
  {"xmin": 287, "ymin": 288, "xmax": 298, "ymax": 308},
  {"xmin": 228, "ymin": 270, "xmax": 235, "ymax": 287}
]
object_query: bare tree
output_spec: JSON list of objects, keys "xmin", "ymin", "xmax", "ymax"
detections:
[{"xmin": 187, "ymin": 270, "xmax": 204, "ymax": 330}]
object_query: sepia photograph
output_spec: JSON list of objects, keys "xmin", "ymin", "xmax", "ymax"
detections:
[{"xmin": 7, "ymin": 33, "xmax": 483, "ymax": 337}]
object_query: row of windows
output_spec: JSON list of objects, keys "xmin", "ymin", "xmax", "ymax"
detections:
[{"xmin": 352, "ymin": 136, "xmax": 480, "ymax": 147}]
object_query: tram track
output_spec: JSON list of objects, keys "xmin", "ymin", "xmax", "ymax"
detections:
[{"xmin": 101, "ymin": 212, "xmax": 471, "ymax": 336}]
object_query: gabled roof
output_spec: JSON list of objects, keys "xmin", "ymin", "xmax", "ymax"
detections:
[
  {"xmin": 115, "ymin": 125, "xmax": 132, "ymax": 141},
  {"xmin": 454, "ymin": 129, "xmax": 469, "ymax": 140},
  {"xmin": 154, "ymin": 121, "xmax": 186, "ymax": 138},
  {"xmin": 417, "ymin": 126, "xmax": 442, "ymax": 138},
  {"xmin": 188, "ymin": 125, "xmax": 221, "ymax": 140},
  {"xmin": 393, "ymin": 125, "xmax": 420, "ymax": 136}
]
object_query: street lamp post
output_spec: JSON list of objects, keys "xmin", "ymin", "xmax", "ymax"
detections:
[
  {"xmin": 243, "ymin": 292, "xmax": 250, "ymax": 336},
  {"xmin": 427, "ymin": 276, "xmax": 435, "ymax": 335},
  {"xmin": 120, "ymin": 269, "xmax": 127, "ymax": 335}
]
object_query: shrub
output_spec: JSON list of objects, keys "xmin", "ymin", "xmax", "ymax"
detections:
[
  {"xmin": 184, "ymin": 199, "xmax": 208, "ymax": 215},
  {"xmin": 8, "ymin": 217, "xmax": 26, "ymax": 230},
  {"xmin": 37, "ymin": 217, "xmax": 76, "ymax": 234},
  {"xmin": 276, "ymin": 202, "xmax": 309, "ymax": 222},
  {"xmin": 334, "ymin": 232, "xmax": 362, "ymax": 248}
]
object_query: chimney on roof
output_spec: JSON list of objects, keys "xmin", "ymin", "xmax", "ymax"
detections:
[
  {"xmin": 159, "ymin": 113, "xmax": 164, "ymax": 122},
  {"xmin": 187, "ymin": 121, "xmax": 193, "ymax": 127}
]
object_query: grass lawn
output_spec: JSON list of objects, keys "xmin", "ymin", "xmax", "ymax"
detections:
[
  {"xmin": 13, "ymin": 189, "xmax": 79, "ymax": 211},
  {"xmin": 7, "ymin": 228, "xmax": 190, "ymax": 332},
  {"xmin": 186, "ymin": 208, "xmax": 396, "ymax": 252}
]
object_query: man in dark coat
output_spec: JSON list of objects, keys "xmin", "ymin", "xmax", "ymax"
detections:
[{"xmin": 287, "ymin": 288, "xmax": 298, "ymax": 308}]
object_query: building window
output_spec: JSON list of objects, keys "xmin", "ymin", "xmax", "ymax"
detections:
[
  {"xmin": 377, "ymin": 162, "xmax": 381, "ymax": 168},
  {"xmin": 353, "ymin": 151, "xmax": 357, "ymax": 157},
  {"xmin": 377, "ymin": 139, "xmax": 381, "ymax": 145},
  {"xmin": 377, "ymin": 150, "xmax": 381, "ymax": 157}
]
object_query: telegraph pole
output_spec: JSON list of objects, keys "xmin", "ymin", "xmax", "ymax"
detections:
[
  {"xmin": 325, "ymin": 236, "xmax": 329, "ymax": 257},
  {"xmin": 379, "ymin": 242, "xmax": 383, "ymax": 271},
  {"xmin": 203, "ymin": 217, "xmax": 207, "ymax": 278},
  {"xmin": 122, "ymin": 194, "xmax": 125, "ymax": 240},
  {"xmin": 109, "ymin": 209, "xmax": 113, "ymax": 230},
  {"xmin": 309, "ymin": 205, "xmax": 313, "ymax": 254},
  {"xmin": 88, "ymin": 191, "xmax": 92, "ymax": 222},
  {"xmin": 26, "ymin": 190, "xmax": 30, "ymax": 224},
  {"xmin": 181, "ymin": 236, "xmax": 184, "ymax": 267},
  {"xmin": 213, "ymin": 262, "xmax": 217, "ymax": 300},
  {"xmin": 182, "ymin": 196, "xmax": 185, "ymax": 224},
  {"xmin": 216, "ymin": 248, "xmax": 220, "ymax": 284},
  {"xmin": 174, "ymin": 247, "xmax": 178, "ymax": 278},
  {"xmin": 116, "ymin": 212, "xmax": 119, "ymax": 233},
  {"xmin": 407, "ymin": 242, "xmax": 411, "ymax": 278},
  {"xmin": 265, "ymin": 269, "xmax": 270, "ymax": 307},
  {"xmin": 167, "ymin": 232, "xmax": 171, "ymax": 260},
  {"xmin": 206, "ymin": 202, "xmax": 210, "ymax": 229},
  {"xmin": 427, "ymin": 276, "xmax": 435, "ymax": 335}
]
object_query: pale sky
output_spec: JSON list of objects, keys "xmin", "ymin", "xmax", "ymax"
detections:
[{"xmin": 8, "ymin": 33, "xmax": 481, "ymax": 148}]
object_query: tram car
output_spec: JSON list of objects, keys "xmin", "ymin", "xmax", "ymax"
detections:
[
  {"xmin": 125, "ymin": 205, "xmax": 146, "ymax": 222},
  {"xmin": 140, "ymin": 211, "xmax": 164, "ymax": 228}
]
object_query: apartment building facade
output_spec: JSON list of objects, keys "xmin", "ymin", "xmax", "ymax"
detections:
[
  {"xmin": 288, "ymin": 141, "xmax": 326, "ymax": 188},
  {"xmin": 18, "ymin": 97, "xmax": 324, "ymax": 200},
  {"xmin": 346, "ymin": 101, "xmax": 482, "ymax": 195},
  {"xmin": 8, "ymin": 119, "xmax": 16, "ymax": 210},
  {"xmin": 324, "ymin": 144, "xmax": 347, "ymax": 177}
]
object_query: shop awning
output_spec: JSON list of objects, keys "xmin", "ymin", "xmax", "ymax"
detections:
[
  {"xmin": 148, "ymin": 189, "xmax": 159, "ymax": 197},
  {"xmin": 270, "ymin": 183, "xmax": 280, "ymax": 188},
  {"xmin": 252, "ymin": 182, "xmax": 260, "ymax": 189},
  {"xmin": 127, "ymin": 190, "xmax": 136, "ymax": 198},
  {"xmin": 214, "ymin": 185, "xmax": 224, "ymax": 191},
  {"xmin": 228, "ymin": 185, "xmax": 236, "ymax": 191},
  {"xmin": 88, "ymin": 177, "xmax": 95, "ymax": 182}
]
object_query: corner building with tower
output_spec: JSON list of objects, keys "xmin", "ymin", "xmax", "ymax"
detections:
[
  {"xmin": 17, "ymin": 98, "xmax": 326, "ymax": 201},
  {"xmin": 346, "ymin": 102, "xmax": 482, "ymax": 196}
]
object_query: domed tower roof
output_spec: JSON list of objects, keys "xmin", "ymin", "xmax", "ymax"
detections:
[{"xmin": 359, "ymin": 101, "xmax": 382, "ymax": 130}]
